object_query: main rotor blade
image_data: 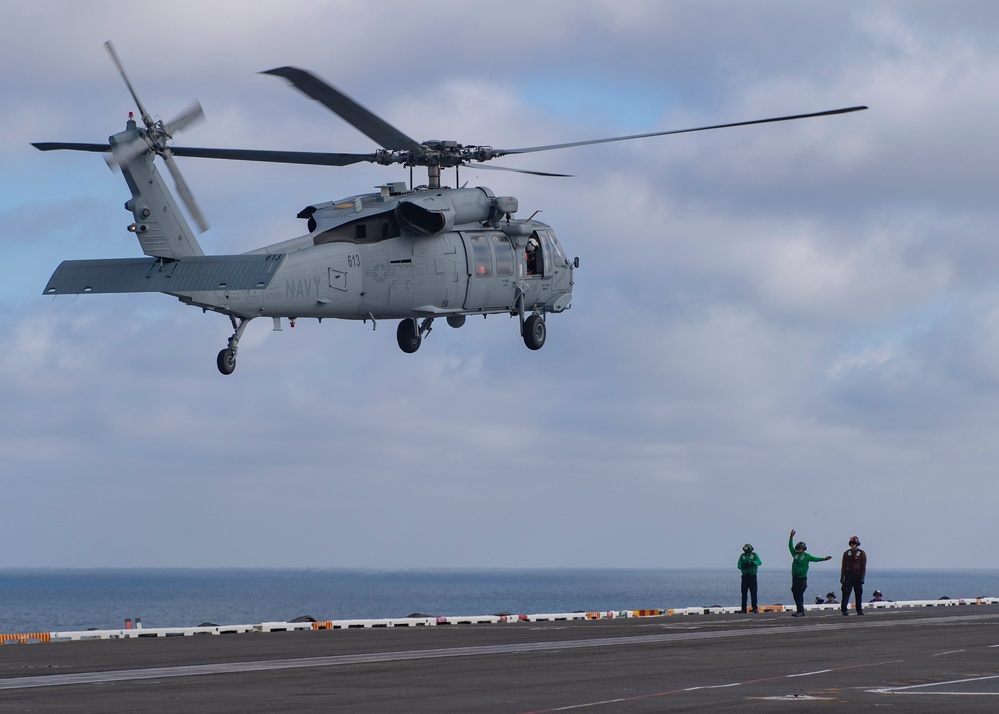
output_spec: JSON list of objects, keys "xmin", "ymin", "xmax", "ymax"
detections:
[
  {"xmin": 162, "ymin": 151, "xmax": 209, "ymax": 232},
  {"xmin": 262, "ymin": 67, "xmax": 423, "ymax": 153},
  {"xmin": 33, "ymin": 141, "xmax": 376, "ymax": 167},
  {"xmin": 169, "ymin": 147, "xmax": 377, "ymax": 166},
  {"xmin": 462, "ymin": 162, "xmax": 572, "ymax": 178},
  {"xmin": 104, "ymin": 41, "xmax": 152, "ymax": 127},
  {"xmin": 500, "ymin": 106, "xmax": 869, "ymax": 156},
  {"xmin": 33, "ymin": 142, "xmax": 111, "ymax": 153}
]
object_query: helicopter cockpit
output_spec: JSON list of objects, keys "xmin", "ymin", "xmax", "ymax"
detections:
[{"xmin": 526, "ymin": 228, "xmax": 571, "ymax": 277}]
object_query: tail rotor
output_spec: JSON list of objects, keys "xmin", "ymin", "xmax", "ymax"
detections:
[{"xmin": 102, "ymin": 41, "xmax": 209, "ymax": 231}]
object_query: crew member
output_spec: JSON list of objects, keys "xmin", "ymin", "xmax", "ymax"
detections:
[
  {"xmin": 788, "ymin": 529, "xmax": 832, "ymax": 617},
  {"xmin": 526, "ymin": 236, "xmax": 540, "ymax": 275},
  {"xmin": 840, "ymin": 535, "xmax": 867, "ymax": 616},
  {"xmin": 737, "ymin": 544, "xmax": 762, "ymax": 613}
]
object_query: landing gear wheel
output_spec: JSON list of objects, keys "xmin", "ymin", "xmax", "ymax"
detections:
[
  {"xmin": 397, "ymin": 319, "xmax": 422, "ymax": 353},
  {"xmin": 523, "ymin": 314, "xmax": 546, "ymax": 350},
  {"xmin": 218, "ymin": 316, "xmax": 251, "ymax": 376},
  {"xmin": 217, "ymin": 348, "xmax": 236, "ymax": 375}
]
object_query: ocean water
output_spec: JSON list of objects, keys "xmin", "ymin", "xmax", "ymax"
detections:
[{"xmin": 1, "ymin": 568, "xmax": 996, "ymax": 634}]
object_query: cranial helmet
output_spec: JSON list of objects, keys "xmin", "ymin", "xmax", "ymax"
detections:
[
  {"xmin": 849, "ymin": 536, "xmax": 860, "ymax": 546},
  {"xmin": 743, "ymin": 543, "xmax": 754, "ymax": 553},
  {"xmin": 795, "ymin": 542, "xmax": 807, "ymax": 551}
]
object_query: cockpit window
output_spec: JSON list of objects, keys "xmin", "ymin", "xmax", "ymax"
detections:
[{"xmin": 545, "ymin": 229, "xmax": 569, "ymax": 267}]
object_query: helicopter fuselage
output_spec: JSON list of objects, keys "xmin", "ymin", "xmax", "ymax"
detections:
[{"xmin": 178, "ymin": 188, "xmax": 575, "ymax": 327}]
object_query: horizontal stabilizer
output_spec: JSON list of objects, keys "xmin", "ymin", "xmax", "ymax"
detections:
[{"xmin": 43, "ymin": 255, "xmax": 284, "ymax": 295}]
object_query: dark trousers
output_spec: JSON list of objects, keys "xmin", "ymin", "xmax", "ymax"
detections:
[
  {"xmin": 740, "ymin": 574, "xmax": 758, "ymax": 611},
  {"xmin": 791, "ymin": 577, "xmax": 807, "ymax": 614},
  {"xmin": 841, "ymin": 574, "xmax": 864, "ymax": 613}
]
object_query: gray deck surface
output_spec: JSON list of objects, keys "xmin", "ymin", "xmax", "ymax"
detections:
[{"xmin": 2, "ymin": 605, "xmax": 998, "ymax": 712}]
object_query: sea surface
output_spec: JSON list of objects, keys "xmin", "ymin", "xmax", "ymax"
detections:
[{"xmin": 1, "ymin": 568, "xmax": 996, "ymax": 634}]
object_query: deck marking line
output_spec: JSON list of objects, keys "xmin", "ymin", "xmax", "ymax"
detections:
[
  {"xmin": 787, "ymin": 669, "xmax": 832, "ymax": 678},
  {"xmin": 870, "ymin": 673, "xmax": 999, "ymax": 694},
  {"xmin": 516, "ymin": 660, "xmax": 898, "ymax": 713},
  {"xmin": 684, "ymin": 682, "xmax": 742, "ymax": 690},
  {"xmin": 875, "ymin": 692, "xmax": 999, "ymax": 697}
]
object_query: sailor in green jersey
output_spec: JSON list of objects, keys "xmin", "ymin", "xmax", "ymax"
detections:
[
  {"xmin": 788, "ymin": 529, "xmax": 832, "ymax": 617},
  {"xmin": 738, "ymin": 544, "xmax": 762, "ymax": 613}
]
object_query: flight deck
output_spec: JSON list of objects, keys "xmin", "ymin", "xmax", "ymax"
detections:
[{"xmin": 2, "ymin": 602, "xmax": 999, "ymax": 712}]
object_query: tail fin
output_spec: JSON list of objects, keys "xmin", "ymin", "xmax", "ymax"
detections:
[{"xmin": 112, "ymin": 119, "xmax": 205, "ymax": 259}]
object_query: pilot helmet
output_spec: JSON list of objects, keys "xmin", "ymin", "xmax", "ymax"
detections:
[{"xmin": 743, "ymin": 543, "xmax": 754, "ymax": 553}]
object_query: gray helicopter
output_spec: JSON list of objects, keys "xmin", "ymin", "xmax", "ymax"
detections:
[{"xmin": 35, "ymin": 43, "xmax": 866, "ymax": 374}]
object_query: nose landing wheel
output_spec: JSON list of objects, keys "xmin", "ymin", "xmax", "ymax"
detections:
[
  {"xmin": 523, "ymin": 313, "xmax": 546, "ymax": 350},
  {"xmin": 397, "ymin": 319, "xmax": 421, "ymax": 353},
  {"xmin": 397, "ymin": 317, "xmax": 435, "ymax": 354},
  {"xmin": 217, "ymin": 348, "xmax": 236, "ymax": 375}
]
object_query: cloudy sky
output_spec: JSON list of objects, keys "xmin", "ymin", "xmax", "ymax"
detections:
[{"xmin": 2, "ymin": 1, "xmax": 997, "ymax": 571}]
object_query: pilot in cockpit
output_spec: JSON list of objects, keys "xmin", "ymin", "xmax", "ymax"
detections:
[{"xmin": 526, "ymin": 236, "xmax": 540, "ymax": 275}]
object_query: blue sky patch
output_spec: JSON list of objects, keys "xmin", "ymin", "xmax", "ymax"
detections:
[{"xmin": 519, "ymin": 73, "xmax": 678, "ymax": 133}]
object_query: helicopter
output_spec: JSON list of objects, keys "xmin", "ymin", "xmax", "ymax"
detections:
[{"xmin": 35, "ymin": 43, "xmax": 867, "ymax": 375}]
